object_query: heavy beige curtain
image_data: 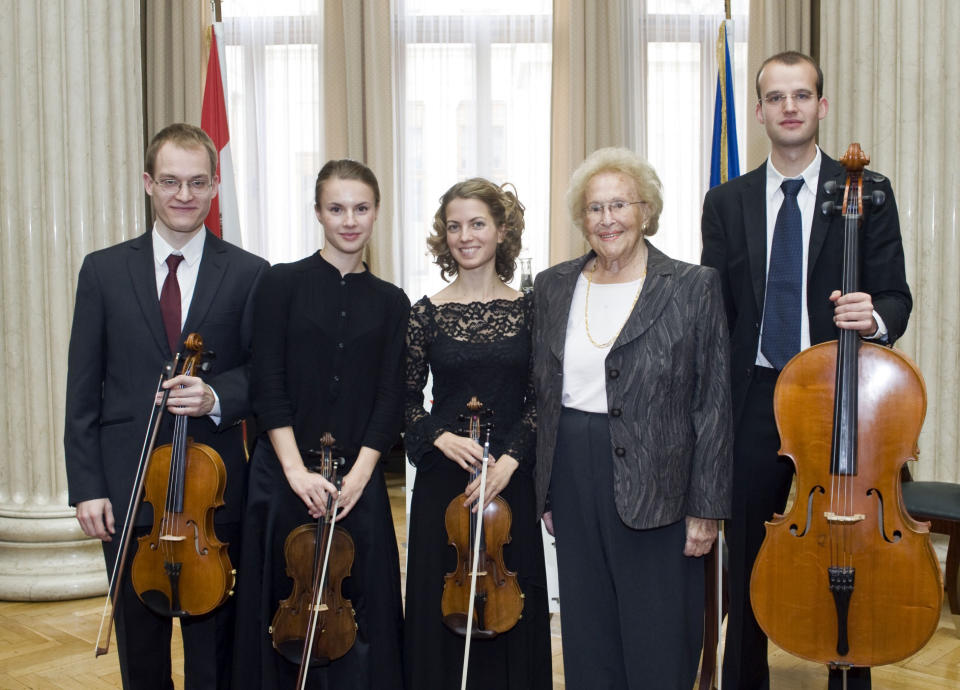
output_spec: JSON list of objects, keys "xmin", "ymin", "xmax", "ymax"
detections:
[
  {"xmin": 142, "ymin": 0, "xmax": 209, "ymax": 136},
  {"xmin": 548, "ymin": 0, "xmax": 625, "ymax": 265},
  {"xmin": 323, "ymin": 0, "xmax": 398, "ymax": 283},
  {"xmin": 744, "ymin": 0, "xmax": 814, "ymax": 169},
  {"xmin": 820, "ymin": 0, "xmax": 960, "ymax": 483}
]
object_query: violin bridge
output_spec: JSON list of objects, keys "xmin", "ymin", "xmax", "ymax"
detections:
[
  {"xmin": 159, "ymin": 535, "xmax": 186, "ymax": 542},
  {"xmin": 823, "ymin": 512, "xmax": 865, "ymax": 524}
]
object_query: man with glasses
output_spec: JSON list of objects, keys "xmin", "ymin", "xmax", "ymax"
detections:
[
  {"xmin": 701, "ymin": 52, "xmax": 912, "ymax": 690},
  {"xmin": 65, "ymin": 123, "xmax": 268, "ymax": 689}
]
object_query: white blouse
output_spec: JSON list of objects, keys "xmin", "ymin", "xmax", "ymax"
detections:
[{"xmin": 562, "ymin": 273, "xmax": 644, "ymax": 413}]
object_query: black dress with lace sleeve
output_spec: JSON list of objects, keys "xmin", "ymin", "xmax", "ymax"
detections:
[
  {"xmin": 402, "ymin": 292, "xmax": 551, "ymax": 690},
  {"xmin": 404, "ymin": 294, "xmax": 536, "ymax": 472}
]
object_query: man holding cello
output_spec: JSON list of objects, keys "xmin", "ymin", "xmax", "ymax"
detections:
[
  {"xmin": 64, "ymin": 123, "xmax": 267, "ymax": 689},
  {"xmin": 701, "ymin": 52, "xmax": 912, "ymax": 689}
]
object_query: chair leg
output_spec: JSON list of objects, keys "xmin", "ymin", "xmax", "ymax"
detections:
[
  {"xmin": 700, "ymin": 542, "xmax": 720, "ymax": 690},
  {"xmin": 931, "ymin": 518, "xmax": 960, "ymax": 637},
  {"xmin": 945, "ymin": 521, "xmax": 960, "ymax": 636}
]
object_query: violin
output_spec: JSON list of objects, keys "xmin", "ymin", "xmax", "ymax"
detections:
[
  {"xmin": 270, "ymin": 432, "xmax": 357, "ymax": 687},
  {"xmin": 750, "ymin": 144, "xmax": 943, "ymax": 671},
  {"xmin": 441, "ymin": 397, "xmax": 524, "ymax": 666},
  {"xmin": 129, "ymin": 333, "xmax": 235, "ymax": 618}
]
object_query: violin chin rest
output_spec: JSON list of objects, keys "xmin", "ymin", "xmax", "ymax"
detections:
[
  {"xmin": 442, "ymin": 613, "xmax": 498, "ymax": 639},
  {"xmin": 139, "ymin": 589, "xmax": 188, "ymax": 618},
  {"xmin": 274, "ymin": 638, "xmax": 332, "ymax": 667}
]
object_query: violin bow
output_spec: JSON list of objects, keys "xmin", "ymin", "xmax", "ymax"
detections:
[
  {"xmin": 459, "ymin": 429, "xmax": 491, "ymax": 690},
  {"xmin": 94, "ymin": 356, "xmax": 179, "ymax": 656},
  {"xmin": 297, "ymin": 461, "xmax": 344, "ymax": 690}
]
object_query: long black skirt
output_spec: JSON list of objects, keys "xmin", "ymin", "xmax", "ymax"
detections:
[
  {"xmin": 403, "ymin": 449, "xmax": 553, "ymax": 689},
  {"xmin": 232, "ymin": 441, "xmax": 404, "ymax": 689}
]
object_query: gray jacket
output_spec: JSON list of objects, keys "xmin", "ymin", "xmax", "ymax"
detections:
[{"xmin": 532, "ymin": 241, "xmax": 733, "ymax": 529}]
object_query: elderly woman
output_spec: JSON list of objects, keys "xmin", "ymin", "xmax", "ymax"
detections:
[{"xmin": 533, "ymin": 147, "xmax": 732, "ymax": 689}]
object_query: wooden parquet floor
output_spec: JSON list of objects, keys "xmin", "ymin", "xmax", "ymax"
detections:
[{"xmin": 1, "ymin": 474, "xmax": 957, "ymax": 689}]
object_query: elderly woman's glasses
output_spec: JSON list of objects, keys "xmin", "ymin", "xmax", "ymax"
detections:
[{"xmin": 585, "ymin": 200, "xmax": 645, "ymax": 218}]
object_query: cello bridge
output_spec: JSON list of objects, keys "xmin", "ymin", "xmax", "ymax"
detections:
[
  {"xmin": 468, "ymin": 570, "xmax": 488, "ymax": 577},
  {"xmin": 159, "ymin": 535, "xmax": 186, "ymax": 542},
  {"xmin": 823, "ymin": 512, "xmax": 865, "ymax": 524},
  {"xmin": 311, "ymin": 604, "xmax": 329, "ymax": 612}
]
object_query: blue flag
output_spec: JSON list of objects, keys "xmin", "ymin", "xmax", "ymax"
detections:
[{"xmin": 710, "ymin": 20, "xmax": 740, "ymax": 188}]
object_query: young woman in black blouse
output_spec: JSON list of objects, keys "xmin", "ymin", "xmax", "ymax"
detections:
[
  {"xmin": 233, "ymin": 160, "xmax": 408, "ymax": 689},
  {"xmin": 403, "ymin": 178, "xmax": 552, "ymax": 689}
]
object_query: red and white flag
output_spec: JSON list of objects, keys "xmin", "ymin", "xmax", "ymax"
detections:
[{"xmin": 201, "ymin": 24, "xmax": 241, "ymax": 246}]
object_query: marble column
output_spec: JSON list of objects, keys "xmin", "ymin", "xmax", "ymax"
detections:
[{"xmin": 0, "ymin": 0, "xmax": 144, "ymax": 599}]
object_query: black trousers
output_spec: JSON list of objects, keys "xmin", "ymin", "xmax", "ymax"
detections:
[
  {"xmin": 722, "ymin": 368, "xmax": 870, "ymax": 690},
  {"xmin": 103, "ymin": 521, "xmax": 241, "ymax": 690},
  {"xmin": 550, "ymin": 408, "xmax": 703, "ymax": 690}
]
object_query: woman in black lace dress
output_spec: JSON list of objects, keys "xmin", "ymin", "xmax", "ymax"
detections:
[{"xmin": 403, "ymin": 178, "xmax": 552, "ymax": 689}]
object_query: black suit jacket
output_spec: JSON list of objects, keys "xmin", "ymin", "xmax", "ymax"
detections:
[
  {"xmin": 701, "ymin": 152, "xmax": 912, "ymax": 425},
  {"xmin": 64, "ymin": 230, "xmax": 268, "ymax": 527}
]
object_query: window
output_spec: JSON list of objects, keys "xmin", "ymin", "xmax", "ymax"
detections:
[
  {"xmin": 396, "ymin": 0, "xmax": 553, "ymax": 298},
  {"xmin": 626, "ymin": 0, "xmax": 749, "ymax": 263},
  {"xmin": 221, "ymin": 0, "xmax": 323, "ymax": 263}
]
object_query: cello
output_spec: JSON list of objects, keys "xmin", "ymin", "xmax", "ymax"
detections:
[
  {"xmin": 270, "ymin": 432, "xmax": 357, "ymax": 689},
  {"xmin": 750, "ymin": 144, "xmax": 943, "ymax": 673},
  {"xmin": 441, "ymin": 397, "xmax": 524, "ymax": 688}
]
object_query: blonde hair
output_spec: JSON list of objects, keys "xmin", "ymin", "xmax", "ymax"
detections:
[
  {"xmin": 566, "ymin": 147, "xmax": 664, "ymax": 236},
  {"xmin": 145, "ymin": 123, "xmax": 218, "ymax": 178},
  {"xmin": 428, "ymin": 178, "xmax": 525, "ymax": 283}
]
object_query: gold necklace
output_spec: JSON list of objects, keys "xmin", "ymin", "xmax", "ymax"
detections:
[{"xmin": 584, "ymin": 260, "xmax": 646, "ymax": 349}]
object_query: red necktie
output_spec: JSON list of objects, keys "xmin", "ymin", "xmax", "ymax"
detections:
[{"xmin": 160, "ymin": 254, "xmax": 185, "ymax": 355}]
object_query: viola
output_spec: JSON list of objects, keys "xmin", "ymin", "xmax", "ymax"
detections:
[
  {"xmin": 441, "ymin": 397, "xmax": 524, "ymax": 685},
  {"xmin": 749, "ymin": 143, "xmax": 943, "ymax": 671},
  {"xmin": 129, "ymin": 333, "xmax": 235, "ymax": 618},
  {"xmin": 270, "ymin": 432, "xmax": 357, "ymax": 688}
]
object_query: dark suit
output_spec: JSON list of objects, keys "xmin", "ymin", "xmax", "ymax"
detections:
[
  {"xmin": 532, "ymin": 241, "xmax": 733, "ymax": 688},
  {"xmin": 700, "ymin": 152, "xmax": 912, "ymax": 689},
  {"xmin": 65, "ymin": 229, "xmax": 267, "ymax": 689}
]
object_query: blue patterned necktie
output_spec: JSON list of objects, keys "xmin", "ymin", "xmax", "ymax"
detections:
[{"xmin": 761, "ymin": 178, "xmax": 805, "ymax": 370}]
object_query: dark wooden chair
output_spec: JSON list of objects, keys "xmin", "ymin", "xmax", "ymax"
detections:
[{"xmin": 900, "ymin": 465, "xmax": 960, "ymax": 633}]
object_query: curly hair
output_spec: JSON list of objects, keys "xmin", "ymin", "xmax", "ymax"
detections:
[
  {"xmin": 566, "ymin": 147, "xmax": 664, "ymax": 237},
  {"xmin": 427, "ymin": 178, "xmax": 525, "ymax": 283}
]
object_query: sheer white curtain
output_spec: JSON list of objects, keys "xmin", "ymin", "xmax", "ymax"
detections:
[
  {"xmin": 624, "ymin": 0, "xmax": 749, "ymax": 264},
  {"xmin": 221, "ymin": 0, "xmax": 324, "ymax": 264},
  {"xmin": 395, "ymin": 0, "xmax": 553, "ymax": 299}
]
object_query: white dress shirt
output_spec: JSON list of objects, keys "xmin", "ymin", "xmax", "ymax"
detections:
[
  {"xmin": 757, "ymin": 149, "xmax": 885, "ymax": 368},
  {"xmin": 152, "ymin": 227, "xmax": 221, "ymax": 422}
]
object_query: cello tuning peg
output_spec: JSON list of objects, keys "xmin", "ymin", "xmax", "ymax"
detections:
[
  {"xmin": 821, "ymin": 200, "xmax": 842, "ymax": 216},
  {"xmin": 869, "ymin": 190, "xmax": 886, "ymax": 206},
  {"xmin": 823, "ymin": 180, "xmax": 838, "ymax": 196},
  {"xmin": 204, "ymin": 349, "xmax": 217, "ymax": 359},
  {"xmin": 200, "ymin": 361, "xmax": 213, "ymax": 373}
]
